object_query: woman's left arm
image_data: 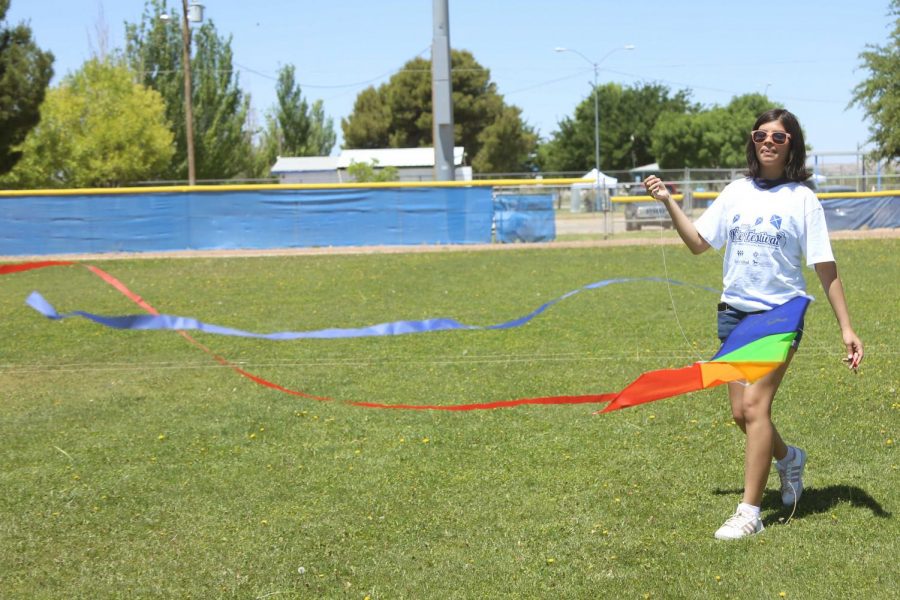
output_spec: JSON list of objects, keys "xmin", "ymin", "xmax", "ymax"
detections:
[{"xmin": 815, "ymin": 261, "xmax": 864, "ymax": 370}]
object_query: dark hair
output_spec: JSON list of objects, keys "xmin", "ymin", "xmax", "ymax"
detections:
[{"xmin": 746, "ymin": 108, "xmax": 810, "ymax": 182}]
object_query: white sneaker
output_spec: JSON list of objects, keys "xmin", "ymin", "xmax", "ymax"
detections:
[
  {"xmin": 714, "ymin": 509, "xmax": 764, "ymax": 540},
  {"xmin": 777, "ymin": 446, "xmax": 807, "ymax": 507}
]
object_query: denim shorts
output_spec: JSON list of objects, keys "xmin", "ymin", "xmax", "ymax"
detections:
[{"xmin": 717, "ymin": 303, "xmax": 803, "ymax": 347}]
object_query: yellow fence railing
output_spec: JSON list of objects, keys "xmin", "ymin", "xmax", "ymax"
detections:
[
  {"xmin": 0, "ymin": 178, "xmax": 593, "ymax": 198},
  {"xmin": 612, "ymin": 190, "xmax": 900, "ymax": 203}
]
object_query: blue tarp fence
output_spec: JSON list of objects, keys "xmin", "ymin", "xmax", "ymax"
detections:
[
  {"xmin": 0, "ymin": 187, "xmax": 493, "ymax": 256},
  {"xmin": 493, "ymin": 194, "xmax": 556, "ymax": 243},
  {"xmin": 821, "ymin": 196, "xmax": 900, "ymax": 230},
  {"xmin": 0, "ymin": 188, "xmax": 895, "ymax": 256}
]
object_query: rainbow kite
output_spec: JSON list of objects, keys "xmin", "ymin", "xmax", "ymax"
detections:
[
  {"xmin": 593, "ymin": 296, "xmax": 808, "ymax": 412},
  {"xmin": 2, "ymin": 260, "xmax": 808, "ymax": 412}
]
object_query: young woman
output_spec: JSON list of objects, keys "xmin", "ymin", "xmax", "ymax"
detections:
[{"xmin": 644, "ymin": 108, "xmax": 864, "ymax": 540}]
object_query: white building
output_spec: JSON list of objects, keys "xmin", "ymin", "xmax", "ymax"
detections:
[
  {"xmin": 269, "ymin": 156, "xmax": 340, "ymax": 184},
  {"xmin": 271, "ymin": 147, "xmax": 471, "ymax": 184}
]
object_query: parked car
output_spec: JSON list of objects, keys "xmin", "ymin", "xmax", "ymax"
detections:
[{"xmin": 623, "ymin": 183, "xmax": 679, "ymax": 231}]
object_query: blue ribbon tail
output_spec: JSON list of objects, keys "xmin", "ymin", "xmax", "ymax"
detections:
[{"xmin": 25, "ymin": 277, "xmax": 719, "ymax": 340}]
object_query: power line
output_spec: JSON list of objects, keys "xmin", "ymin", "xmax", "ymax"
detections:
[
  {"xmin": 233, "ymin": 46, "xmax": 431, "ymax": 89},
  {"xmin": 601, "ymin": 67, "xmax": 846, "ymax": 105}
]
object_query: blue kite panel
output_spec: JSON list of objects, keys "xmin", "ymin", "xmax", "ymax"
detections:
[
  {"xmin": 0, "ymin": 187, "xmax": 493, "ymax": 255},
  {"xmin": 493, "ymin": 194, "xmax": 556, "ymax": 243}
]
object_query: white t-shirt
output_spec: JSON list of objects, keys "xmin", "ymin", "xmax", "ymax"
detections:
[{"xmin": 694, "ymin": 177, "xmax": 834, "ymax": 312}]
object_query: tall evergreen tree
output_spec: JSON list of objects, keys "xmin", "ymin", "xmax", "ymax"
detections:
[
  {"xmin": 341, "ymin": 87, "xmax": 390, "ymax": 149},
  {"xmin": 190, "ymin": 24, "xmax": 251, "ymax": 180},
  {"xmin": 252, "ymin": 64, "xmax": 336, "ymax": 177},
  {"xmin": 125, "ymin": 0, "xmax": 251, "ymax": 181},
  {"xmin": 305, "ymin": 98, "xmax": 336, "ymax": 157},
  {"xmin": 275, "ymin": 64, "xmax": 310, "ymax": 155},
  {"xmin": 0, "ymin": 0, "xmax": 54, "ymax": 176},
  {"xmin": 473, "ymin": 105, "xmax": 538, "ymax": 174}
]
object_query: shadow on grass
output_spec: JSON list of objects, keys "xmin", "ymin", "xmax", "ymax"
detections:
[{"xmin": 714, "ymin": 484, "xmax": 892, "ymax": 521}]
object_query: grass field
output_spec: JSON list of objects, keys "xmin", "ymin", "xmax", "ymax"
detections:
[{"xmin": 1, "ymin": 240, "xmax": 897, "ymax": 599}]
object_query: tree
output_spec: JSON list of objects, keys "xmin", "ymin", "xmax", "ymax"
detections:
[
  {"xmin": 0, "ymin": 58, "xmax": 173, "ymax": 188},
  {"xmin": 125, "ymin": 0, "xmax": 252, "ymax": 181},
  {"xmin": 253, "ymin": 64, "xmax": 336, "ymax": 176},
  {"xmin": 850, "ymin": 0, "xmax": 900, "ymax": 161},
  {"xmin": 306, "ymin": 100, "xmax": 337, "ymax": 157},
  {"xmin": 651, "ymin": 94, "xmax": 777, "ymax": 169},
  {"xmin": 342, "ymin": 49, "xmax": 537, "ymax": 173},
  {"xmin": 538, "ymin": 82, "xmax": 694, "ymax": 173},
  {"xmin": 472, "ymin": 105, "xmax": 538, "ymax": 174},
  {"xmin": 190, "ymin": 24, "xmax": 252, "ymax": 180},
  {"xmin": 341, "ymin": 87, "xmax": 390, "ymax": 149},
  {"xmin": 346, "ymin": 159, "xmax": 399, "ymax": 183},
  {"xmin": 0, "ymin": 0, "xmax": 54, "ymax": 176},
  {"xmin": 275, "ymin": 64, "xmax": 311, "ymax": 154}
]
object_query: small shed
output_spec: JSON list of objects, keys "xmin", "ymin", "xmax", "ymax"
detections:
[
  {"xmin": 338, "ymin": 147, "xmax": 469, "ymax": 182},
  {"xmin": 270, "ymin": 147, "xmax": 471, "ymax": 183},
  {"xmin": 271, "ymin": 156, "xmax": 340, "ymax": 184}
]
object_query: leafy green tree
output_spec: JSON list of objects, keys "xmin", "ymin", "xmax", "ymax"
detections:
[
  {"xmin": 253, "ymin": 64, "xmax": 336, "ymax": 177},
  {"xmin": 125, "ymin": 0, "xmax": 252, "ymax": 181},
  {"xmin": 342, "ymin": 49, "xmax": 536, "ymax": 173},
  {"xmin": 538, "ymin": 82, "xmax": 694, "ymax": 173},
  {"xmin": 0, "ymin": 0, "xmax": 54, "ymax": 176},
  {"xmin": 0, "ymin": 58, "xmax": 173, "ymax": 188},
  {"xmin": 851, "ymin": 0, "xmax": 900, "ymax": 161},
  {"xmin": 651, "ymin": 94, "xmax": 776, "ymax": 168},
  {"xmin": 346, "ymin": 159, "xmax": 399, "ymax": 183}
]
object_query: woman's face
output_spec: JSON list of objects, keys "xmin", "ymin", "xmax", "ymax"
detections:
[{"xmin": 753, "ymin": 119, "xmax": 791, "ymax": 178}]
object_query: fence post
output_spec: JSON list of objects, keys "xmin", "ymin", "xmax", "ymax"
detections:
[{"xmin": 683, "ymin": 167, "xmax": 692, "ymax": 214}]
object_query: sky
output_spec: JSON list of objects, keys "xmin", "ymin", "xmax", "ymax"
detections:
[{"xmin": 7, "ymin": 0, "xmax": 894, "ymax": 163}]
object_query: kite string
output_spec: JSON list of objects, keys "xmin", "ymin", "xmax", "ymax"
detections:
[
  {"xmin": 655, "ymin": 197, "xmax": 750, "ymax": 387},
  {"xmin": 658, "ymin": 222, "xmax": 705, "ymax": 362}
]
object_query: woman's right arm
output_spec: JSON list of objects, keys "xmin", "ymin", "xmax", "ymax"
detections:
[{"xmin": 643, "ymin": 175, "xmax": 710, "ymax": 255}]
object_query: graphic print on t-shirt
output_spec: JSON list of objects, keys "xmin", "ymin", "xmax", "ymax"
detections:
[{"xmin": 728, "ymin": 213, "xmax": 786, "ymax": 270}]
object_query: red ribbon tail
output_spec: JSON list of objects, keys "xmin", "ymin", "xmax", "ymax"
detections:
[
  {"xmin": 350, "ymin": 393, "xmax": 614, "ymax": 411},
  {"xmin": 594, "ymin": 364, "xmax": 706, "ymax": 413},
  {"xmin": 0, "ymin": 260, "xmax": 75, "ymax": 275}
]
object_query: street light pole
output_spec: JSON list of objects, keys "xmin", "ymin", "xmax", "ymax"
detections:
[{"xmin": 555, "ymin": 45, "xmax": 634, "ymax": 235}]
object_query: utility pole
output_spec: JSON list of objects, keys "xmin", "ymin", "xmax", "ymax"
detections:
[
  {"xmin": 161, "ymin": 2, "xmax": 203, "ymax": 185},
  {"xmin": 431, "ymin": 0, "xmax": 455, "ymax": 181},
  {"xmin": 180, "ymin": 0, "xmax": 197, "ymax": 186}
]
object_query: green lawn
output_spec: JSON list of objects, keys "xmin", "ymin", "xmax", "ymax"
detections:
[{"xmin": 1, "ymin": 240, "xmax": 896, "ymax": 599}]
